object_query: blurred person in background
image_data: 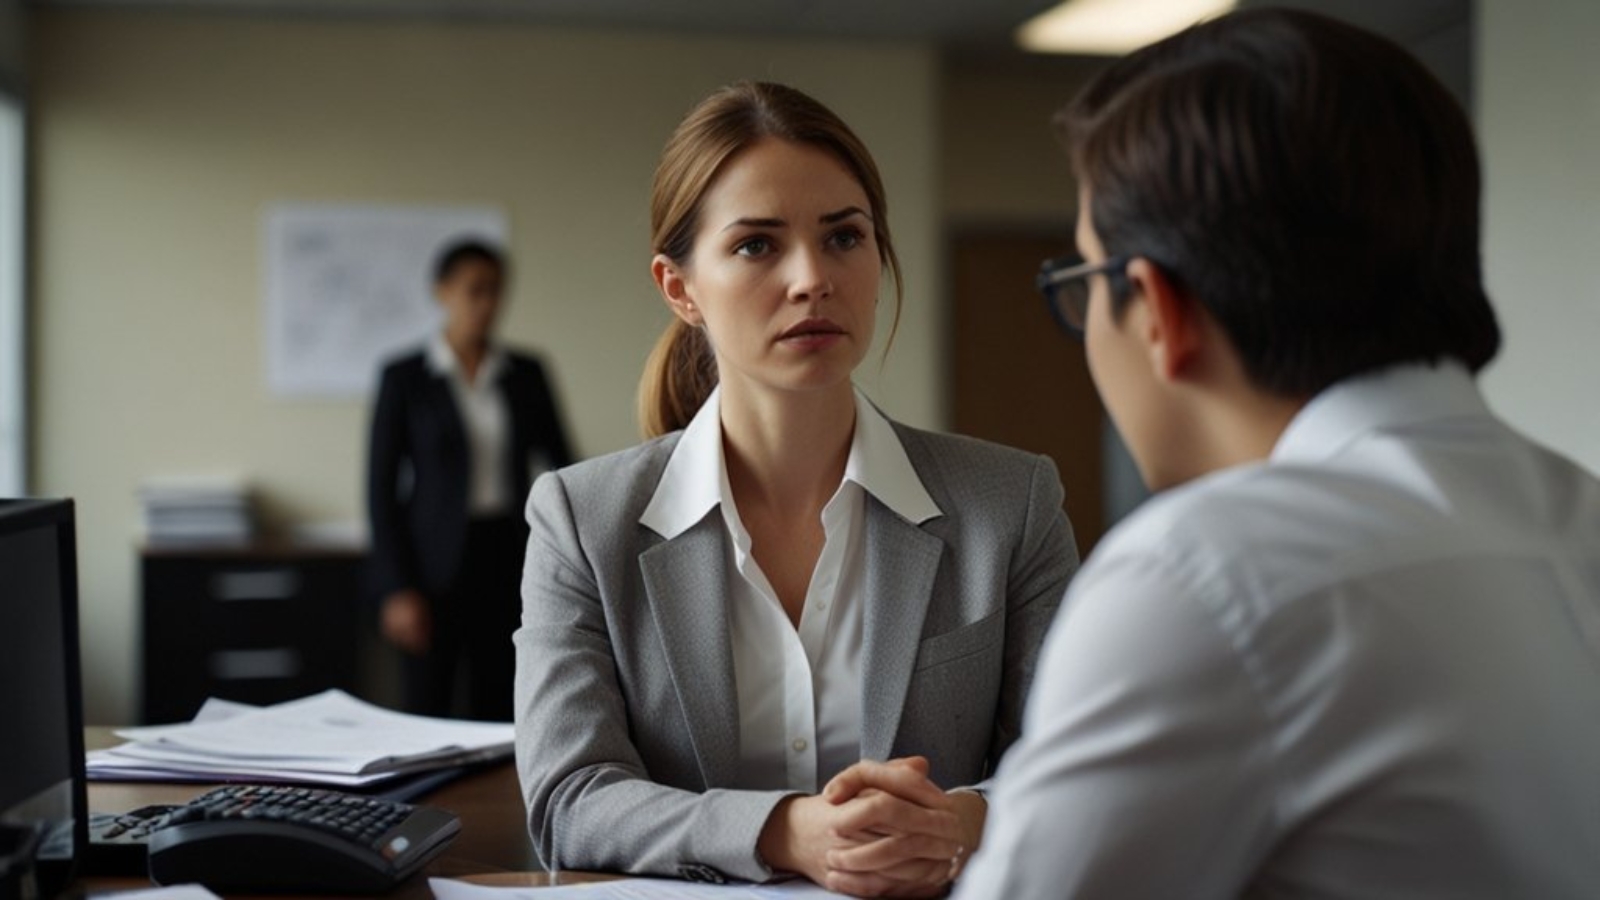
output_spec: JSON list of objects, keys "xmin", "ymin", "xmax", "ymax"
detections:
[{"xmin": 368, "ymin": 239, "xmax": 573, "ymax": 721}]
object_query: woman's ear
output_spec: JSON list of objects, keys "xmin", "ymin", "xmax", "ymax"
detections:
[
  {"xmin": 651, "ymin": 254, "xmax": 701, "ymax": 327},
  {"xmin": 1125, "ymin": 257, "xmax": 1204, "ymax": 383}
]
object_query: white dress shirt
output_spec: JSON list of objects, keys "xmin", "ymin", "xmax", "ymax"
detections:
[
  {"xmin": 638, "ymin": 386, "xmax": 941, "ymax": 793},
  {"xmin": 427, "ymin": 334, "xmax": 511, "ymax": 517},
  {"xmin": 956, "ymin": 362, "xmax": 1600, "ymax": 899}
]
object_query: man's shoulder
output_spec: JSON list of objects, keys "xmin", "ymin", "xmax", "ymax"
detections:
[
  {"xmin": 1088, "ymin": 462, "xmax": 1399, "ymax": 597},
  {"xmin": 1087, "ymin": 431, "xmax": 1600, "ymax": 616},
  {"xmin": 1106, "ymin": 462, "xmax": 1359, "ymax": 537}
]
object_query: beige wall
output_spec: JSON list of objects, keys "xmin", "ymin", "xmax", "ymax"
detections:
[
  {"xmin": 941, "ymin": 58, "xmax": 1101, "ymax": 226},
  {"xmin": 1478, "ymin": 0, "xmax": 1600, "ymax": 477},
  {"xmin": 32, "ymin": 10, "xmax": 940, "ymax": 724}
]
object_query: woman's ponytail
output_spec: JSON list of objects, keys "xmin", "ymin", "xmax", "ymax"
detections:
[{"xmin": 637, "ymin": 318, "xmax": 717, "ymax": 438}]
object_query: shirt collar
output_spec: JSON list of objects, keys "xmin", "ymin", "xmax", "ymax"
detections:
[
  {"xmin": 638, "ymin": 387, "xmax": 727, "ymax": 539},
  {"xmin": 638, "ymin": 385, "xmax": 942, "ymax": 540},
  {"xmin": 846, "ymin": 391, "xmax": 943, "ymax": 526},
  {"xmin": 427, "ymin": 333, "xmax": 506, "ymax": 386},
  {"xmin": 1272, "ymin": 361, "xmax": 1490, "ymax": 466}
]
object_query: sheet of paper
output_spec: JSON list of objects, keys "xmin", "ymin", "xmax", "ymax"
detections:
[
  {"xmin": 429, "ymin": 876, "xmax": 848, "ymax": 900},
  {"xmin": 94, "ymin": 739, "xmax": 504, "ymax": 778},
  {"xmin": 100, "ymin": 736, "xmax": 452, "ymax": 773},
  {"xmin": 84, "ymin": 749, "xmax": 397, "ymax": 787},
  {"xmin": 95, "ymin": 689, "xmax": 511, "ymax": 786},
  {"xmin": 111, "ymin": 689, "xmax": 513, "ymax": 773},
  {"xmin": 117, "ymin": 697, "xmax": 258, "ymax": 741}
]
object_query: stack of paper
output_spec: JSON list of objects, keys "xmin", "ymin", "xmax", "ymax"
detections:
[
  {"xmin": 87, "ymin": 690, "xmax": 514, "ymax": 788},
  {"xmin": 139, "ymin": 475, "xmax": 256, "ymax": 547}
]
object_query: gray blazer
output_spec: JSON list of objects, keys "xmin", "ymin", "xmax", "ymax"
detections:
[{"xmin": 513, "ymin": 421, "xmax": 1078, "ymax": 883}]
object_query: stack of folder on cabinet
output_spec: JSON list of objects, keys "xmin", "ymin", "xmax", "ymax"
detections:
[
  {"xmin": 139, "ymin": 475, "xmax": 257, "ymax": 547},
  {"xmin": 87, "ymin": 690, "xmax": 514, "ymax": 789}
]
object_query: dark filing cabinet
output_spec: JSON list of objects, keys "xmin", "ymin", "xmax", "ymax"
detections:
[{"xmin": 140, "ymin": 544, "xmax": 366, "ymax": 724}]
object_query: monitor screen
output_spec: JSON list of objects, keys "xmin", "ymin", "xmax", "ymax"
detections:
[{"xmin": 0, "ymin": 499, "xmax": 86, "ymax": 896}]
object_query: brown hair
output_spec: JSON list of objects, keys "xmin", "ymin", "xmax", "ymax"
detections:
[
  {"xmin": 1058, "ymin": 8, "xmax": 1499, "ymax": 397},
  {"xmin": 638, "ymin": 81, "xmax": 904, "ymax": 438}
]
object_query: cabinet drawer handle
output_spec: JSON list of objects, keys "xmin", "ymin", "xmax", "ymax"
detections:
[
  {"xmin": 210, "ymin": 569, "xmax": 300, "ymax": 601},
  {"xmin": 209, "ymin": 648, "xmax": 302, "ymax": 680}
]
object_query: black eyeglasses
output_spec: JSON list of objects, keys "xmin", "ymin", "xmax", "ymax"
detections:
[{"xmin": 1036, "ymin": 255, "xmax": 1129, "ymax": 338}]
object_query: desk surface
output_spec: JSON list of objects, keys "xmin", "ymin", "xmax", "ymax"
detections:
[{"xmin": 82, "ymin": 731, "xmax": 616, "ymax": 898}]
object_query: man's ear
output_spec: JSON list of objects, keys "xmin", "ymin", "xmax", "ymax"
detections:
[
  {"xmin": 651, "ymin": 254, "xmax": 701, "ymax": 327},
  {"xmin": 1125, "ymin": 257, "xmax": 1204, "ymax": 383}
]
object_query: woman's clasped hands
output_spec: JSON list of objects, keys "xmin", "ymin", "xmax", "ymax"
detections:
[{"xmin": 757, "ymin": 757, "xmax": 987, "ymax": 898}]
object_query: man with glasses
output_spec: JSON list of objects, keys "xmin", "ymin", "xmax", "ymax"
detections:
[{"xmin": 944, "ymin": 8, "xmax": 1600, "ymax": 899}]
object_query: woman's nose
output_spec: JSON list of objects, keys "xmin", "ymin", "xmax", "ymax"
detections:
[{"xmin": 785, "ymin": 247, "xmax": 833, "ymax": 302}]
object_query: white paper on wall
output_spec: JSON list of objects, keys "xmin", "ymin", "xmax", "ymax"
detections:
[{"xmin": 264, "ymin": 202, "xmax": 508, "ymax": 397}]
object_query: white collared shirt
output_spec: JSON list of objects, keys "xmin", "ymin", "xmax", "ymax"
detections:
[
  {"xmin": 956, "ymin": 362, "xmax": 1600, "ymax": 899},
  {"xmin": 638, "ymin": 386, "xmax": 941, "ymax": 793},
  {"xmin": 427, "ymin": 334, "xmax": 511, "ymax": 516}
]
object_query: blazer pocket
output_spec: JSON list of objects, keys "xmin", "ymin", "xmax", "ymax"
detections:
[{"xmin": 914, "ymin": 609, "xmax": 1004, "ymax": 672}]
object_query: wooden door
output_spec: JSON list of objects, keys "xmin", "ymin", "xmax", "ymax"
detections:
[{"xmin": 950, "ymin": 232, "xmax": 1108, "ymax": 556}]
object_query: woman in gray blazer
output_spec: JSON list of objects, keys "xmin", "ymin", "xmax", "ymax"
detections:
[{"xmin": 514, "ymin": 81, "xmax": 1079, "ymax": 898}]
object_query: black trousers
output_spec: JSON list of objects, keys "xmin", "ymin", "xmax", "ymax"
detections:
[{"xmin": 401, "ymin": 515, "xmax": 524, "ymax": 721}]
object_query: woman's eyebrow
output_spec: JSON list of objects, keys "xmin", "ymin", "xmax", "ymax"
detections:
[
  {"xmin": 720, "ymin": 207, "xmax": 871, "ymax": 232},
  {"xmin": 721, "ymin": 216, "xmax": 785, "ymax": 232},
  {"xmin": 821, "ymin": 206, "xmax": 871, "ymax": 224}
]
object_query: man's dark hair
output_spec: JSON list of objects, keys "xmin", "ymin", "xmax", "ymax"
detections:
[
  {"xmin": 1058, "ymin": 8, "xmax": 1500, "ymax": 397},
  {"xmin": 433, "ymin": 239, "xmax": 506, "ymax": 285}
]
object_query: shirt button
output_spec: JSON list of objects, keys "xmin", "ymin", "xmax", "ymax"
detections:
[{"xmin": 792, "ymin": 738, "xmax": 808, "ymax": 753}]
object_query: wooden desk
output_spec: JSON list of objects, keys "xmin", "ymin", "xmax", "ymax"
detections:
[{"xmin": 82, "ymin": 738, "xmax": 617, "ymax": 897}]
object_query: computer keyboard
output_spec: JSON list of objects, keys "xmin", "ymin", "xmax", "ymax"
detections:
[{"xmin": 144, "ymin": 784, "xmax": 460, "ymax": 894}]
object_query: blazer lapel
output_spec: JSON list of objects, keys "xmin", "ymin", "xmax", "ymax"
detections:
[
  {"xmin": 638, "ymin": 516, "xmax": 741, "ymax": 790},
  {"xmin": 859, "ymin": 500, "xmax": 946, "ymax": 761}
]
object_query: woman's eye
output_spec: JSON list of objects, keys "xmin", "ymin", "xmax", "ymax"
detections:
[
  {"xmin": 829, "ymin": 227, "xmax": 865, "ymax": 251},
  {"xmin": 735, "ymin": 237, "xmax": 772, "ymax": 257}
]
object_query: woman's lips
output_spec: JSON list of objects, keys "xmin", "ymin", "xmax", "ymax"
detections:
[{"xmin": 779, "ymin": 318, "xmax": 846, "ymax": 343}]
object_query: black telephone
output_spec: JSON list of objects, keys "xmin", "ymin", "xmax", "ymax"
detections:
[{"xmin": 99, "ymin": 784, "xmax": 459, "ymax": 894}]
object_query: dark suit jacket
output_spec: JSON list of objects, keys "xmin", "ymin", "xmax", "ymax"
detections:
[{"xmin": 367, "ymin": 347, "xmax": 573, "ymax": 600}]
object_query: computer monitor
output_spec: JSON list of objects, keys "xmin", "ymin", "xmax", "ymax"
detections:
[{"xmin": 0, "ymin": 499, "xmax": 87, "ymax": 897}]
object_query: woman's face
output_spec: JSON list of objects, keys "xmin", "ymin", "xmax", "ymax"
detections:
[
  {"xmin": 654, "ymin": 137, "xmax": 881, "ymax": 401},
  {"xmin": 436, "ymin": 258, "xmax": 504, "ymax": 347}
]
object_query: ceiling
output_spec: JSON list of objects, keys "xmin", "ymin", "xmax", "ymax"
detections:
[{"xmin": 29, "ymin": 0, "xmax": 1471, "ymax": 49}]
